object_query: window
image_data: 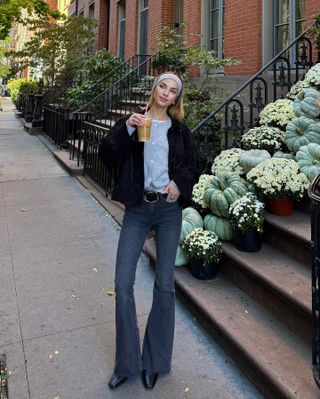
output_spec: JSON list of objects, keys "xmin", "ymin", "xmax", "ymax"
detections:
[
  {"xmin": 274, "ymin": 0, "xmax": 306, "ymax": 53},
  {"xmin": 89, "ymin": 2, "xmax": 95, "ymax": 19},
  {"xmin": 139, "ymin": 0, "xmax": 148, "ymax": 55},
  {"xmin": 209, "ymin": 0, "xmax": 224, "ymax": 58},
  {"xmin": 118, "ymin": 1, "xmax": 126, "ymax": 59}
]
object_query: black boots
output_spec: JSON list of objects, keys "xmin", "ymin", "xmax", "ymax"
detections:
[
  {"xmin": 108, "ymin": 369, "xmax": 159, "ymax": 390},
  {"xmin": 142, "ymin": 369, "xmax": 159, "ymax": 389},
  {"xmin": 108, "ymin": 373, "xmax": 128, "ymax": 389}
]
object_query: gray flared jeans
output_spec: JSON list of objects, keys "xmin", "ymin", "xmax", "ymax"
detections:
[{"xmin": 113, "ymin": 197, "xmax": 182, "ymax": 377}]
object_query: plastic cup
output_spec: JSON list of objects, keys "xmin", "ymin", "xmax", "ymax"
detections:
[{"xmin": 136, "ymin": 117, "xmax": 152, "ymax": 142}]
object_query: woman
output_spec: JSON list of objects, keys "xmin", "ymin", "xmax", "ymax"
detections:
[{"xmin": 99, "ymin": 72, "xmax": 198, "ymax": 390}]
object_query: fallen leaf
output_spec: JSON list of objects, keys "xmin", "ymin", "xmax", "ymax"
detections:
[
  {"xmin": 106, "ymin": 290, "xmax": 115, "ymax": 297},
  {"xmin": 20, "ymin": 208, "xmax": 27, "ymax": 212},
  {"xmin": 185, "ymin": 387, "xmax": 190, "ymax": 393}
]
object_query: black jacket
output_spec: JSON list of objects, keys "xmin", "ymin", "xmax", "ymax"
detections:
[{"xmin": 98, "ymin": 115, "xmax": 198, "ymax": 207}]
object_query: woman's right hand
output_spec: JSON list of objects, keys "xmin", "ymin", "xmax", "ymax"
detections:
[{"xmin": 127, "ymin": 113, "xmax": 146, "ymax": 127}]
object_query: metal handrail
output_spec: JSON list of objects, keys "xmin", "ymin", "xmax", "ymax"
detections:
[
  {"xmin": 309, "ymin": 174, "xmax": 320, "ymax": 201},
  {"xmin": 191, "ymin": 25, "xmax": 318, "ymax": 134}
]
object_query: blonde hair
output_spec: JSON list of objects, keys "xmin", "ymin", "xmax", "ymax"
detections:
[{"xmin": 144, "ymin": 72, "xmax": 185, "ymax": 122}]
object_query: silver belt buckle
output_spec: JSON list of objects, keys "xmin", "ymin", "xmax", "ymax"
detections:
[{"xmin": 144, "ymin": 191, "xmax": 160, "ymax": 203}]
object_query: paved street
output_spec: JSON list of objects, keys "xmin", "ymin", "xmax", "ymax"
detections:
[{"xmin": 0, "ymin": 97, "xmax": 261, "ymax": 399}]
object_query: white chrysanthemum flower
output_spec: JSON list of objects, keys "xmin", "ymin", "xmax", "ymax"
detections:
[
  {"xmin": 229, "ymin": 192, "xmax": 264, "ymax": 232},
  {"xmin": 182, "ymin": 228, "xmax": 223, "ymax": 263},
  {"xmin": 241, "ymin": 125, "xmax": 285, "ymax": 153},
  {"xmin": 211, "ymin": 148, "xmax": 244, "ymax": 175},
  {"xmin": 305, "ymin": 63, "xmax": 320, "ymax": 87},
  {"xmin": 259, "ymin": 99, "xmax": 295, "ymax": 127},
  {"xmin": 247, "ymin": 158, "xmax": 309, "ymax": 200}
]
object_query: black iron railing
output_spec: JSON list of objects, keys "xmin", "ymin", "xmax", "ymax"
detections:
[
  {"xmin": 42, "ymin": 105, "xmax": 74, "ymax": 147},
  {"xmin": 83, "ymin": 121, "xmax": 118, "ymax": 192},
  {"xmin": 309, "ymin": 174, "xmax": 320, "ymax": 390},
  {"xmin": 192, "ymin": 28, "xmax": 320, "ymax": 172}
]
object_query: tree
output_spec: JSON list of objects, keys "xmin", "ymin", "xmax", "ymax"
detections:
[
  {"xmin": 0, "ymin": 38, "xmax": 12, "ymax": 77},
  {"xmin": 0, "ymin": 0, "xmax": 55, "ymax": 39},
  {"xmin": 12, "ymin": 15, "xmax": 97, "ymax": 103}
]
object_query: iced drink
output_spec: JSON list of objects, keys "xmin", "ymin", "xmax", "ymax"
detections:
[{"xmin": 137, "ymin": 117, "xmax": 152, "ymax": 142}]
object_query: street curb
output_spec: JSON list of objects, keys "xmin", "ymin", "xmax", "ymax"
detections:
[{"xmin": 37, "ymin": 135, "xmax": 84, "ymax": 176}]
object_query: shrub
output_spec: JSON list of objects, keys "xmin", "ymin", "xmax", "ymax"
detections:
[{"xmin": 7, "ymin": 78, "xmax": 39, "ymax": 105}]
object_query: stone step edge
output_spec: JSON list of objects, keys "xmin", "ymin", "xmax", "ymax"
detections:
[
  {"xmin": 222, "ymin": 242, "xmax": 311, "ymax": 318},
  {"xmin": 264, "ymin": 211, "xmax": 310, "ymax": 245},
  {"xmin": 38, "ymin": 135, "xmax": 84, "ymax": 176}
]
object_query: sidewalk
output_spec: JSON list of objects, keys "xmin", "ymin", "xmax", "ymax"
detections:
[{"xmin": 0, "ymin": 97, "xmax": 261, "ymax": 399}]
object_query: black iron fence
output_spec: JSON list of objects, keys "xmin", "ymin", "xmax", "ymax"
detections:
[
  {"xmin": 42, "ymin": 105, "xmax": 74, "ymax": 147},
  {"xmin": 309, "ymin": 174, "xmax": 320, "ymax": 390},
  {"xmin": 192, "ymin": 30, "xmax": 320, "ymax": 172},
  {"xmin": 83, "ymin": 121, "xmax": 118, "ymax": 193}
]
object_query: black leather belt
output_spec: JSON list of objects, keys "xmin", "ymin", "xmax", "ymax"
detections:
[{"xmin": 144, "ymin": 191, "xmax": 166, "ymax": 203}]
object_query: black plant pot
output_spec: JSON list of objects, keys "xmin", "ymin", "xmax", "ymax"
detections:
[
  {"xmin": 189, "ymin": 258, "xmax": 219, "ymax": 280},
  {"xmin": 233, "ymin": 229, "xmax": 262, "ymax": 252}
]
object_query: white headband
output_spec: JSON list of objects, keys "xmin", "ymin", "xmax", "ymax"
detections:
[{"xmin": 156, "ymin": 73, "xmax": 183, "ymax": 97}]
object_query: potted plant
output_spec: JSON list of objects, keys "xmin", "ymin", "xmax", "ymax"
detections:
[
  {"xmin": 229, "ymin": 193, "xmax": 264, "ymax": 252},
  {"xmin": 181, "ymin": 228, "xmax": 222, "ymax": 280},
  {"xmin": 211, "ymin": 148, "xmax": 245, "ymax": 176},
  {"xmin": 259, "ymin": 98, "xmax": 295, "ymax": 129},
  {"xmin": 241, "ymin": 125, "xmax": 285, "ymax": 154},
  {"xmin": 247, "ymin": 158, "xmax": 309, "ymax": 216}
]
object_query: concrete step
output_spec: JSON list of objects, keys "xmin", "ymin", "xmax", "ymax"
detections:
[
  {"xmin": 107, "ymin": 109, "xmax": 131, "ymax": 118},
  {"xmin": 119, "ymin": 99, "xmax": 146, "ymax": 109},
  {"xmin": 222, "ymin": 241, "xmax": 311, "ymax": 345},
  {"xmin": 168, "ymin": 266, "xmax": 318, "ymax": 399},
  {"xmin": 264, "ymin": 210, "xmax": 311, "ymax": 267}
]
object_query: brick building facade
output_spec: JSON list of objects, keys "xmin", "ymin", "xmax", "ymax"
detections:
[{"xmin": 68, "ymin": 0, "xmax": 319, "ymax": 79}]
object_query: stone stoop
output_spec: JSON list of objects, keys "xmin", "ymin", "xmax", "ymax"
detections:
[{"xmin": 143, "ymin": 209, "xmax": 316, "ymax": 399}]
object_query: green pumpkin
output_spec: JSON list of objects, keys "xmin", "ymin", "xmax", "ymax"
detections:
[
  {"xmin": 294, "ymin": 88, "xmax": 320, "ymax": 119},
  {"xmin": 285, "ymin": 116, "xmax": 320, "ymax": 153},
  {"xmin": 204, "ymin": 214, "xmax": 233, "ymax": 241},
  {"xmin": 239, "ymin": 149, "xmax": 271, "ymax": 174},
  {"xmin": 296, "ymin": 143, "xmax": 320, "ymax": 181},
  {"xmin": 180, "ymin": 207, "xmax": 203, "ymax": 241},
  {"xmin": 273, "ymin": 151, "xmax": 295, "ymax": 160},
  {"xmin": 175, "ymin": 207, "xmax": 203, "ymax": 267},
  {"xmin": 175, "ymin": 245, "xmax": 189, "ymax": 266},
  {"xmin": 204, "ymin": 172, "xmax": 248, "ymax": 218}
]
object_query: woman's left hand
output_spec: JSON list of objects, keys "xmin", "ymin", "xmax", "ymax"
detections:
[{"xmin": 163, "ymin": 182, "xmax": 181, "ymax": 202}]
